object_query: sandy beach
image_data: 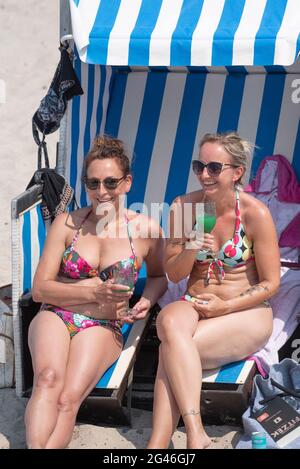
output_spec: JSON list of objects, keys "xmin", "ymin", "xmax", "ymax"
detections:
[{"xmin": 0, "ymin": 1, "xmax": 242, "ymax": 449}]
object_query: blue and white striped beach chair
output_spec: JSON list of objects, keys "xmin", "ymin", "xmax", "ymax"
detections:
[{"xmin": 11, "ymin": 0, "xmax": 300, "ymax": 424}]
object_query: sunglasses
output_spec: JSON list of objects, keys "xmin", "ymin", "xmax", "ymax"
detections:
[
  {"xmin": 192, "ymin": 160, "xmax": 239, "ymax": 176},
  {"xmin": 82, "ymin": 175, "xmax": 127, "ymax": 191}
]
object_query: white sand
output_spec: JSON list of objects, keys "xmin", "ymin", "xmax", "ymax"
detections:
[{"xmin": 0, "ymin": 1, "xmax": 241, "ymax": 449}]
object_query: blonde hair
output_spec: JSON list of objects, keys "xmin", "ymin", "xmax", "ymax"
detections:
[
  {"xmin": 199, "ymin": 132, "xmax": 254, "ymax": 187},
  {"xmin": 83, "ymin": 135, "xmax": 130, "ymax": 177}
]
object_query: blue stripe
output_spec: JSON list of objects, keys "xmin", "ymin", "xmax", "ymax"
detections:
[
  {"xmin": 135, "ymin": 261, "xmax": 147, "ymax": 295},
  {"xmin": 217, "ymin": 73, "xmax": 246, "ymax": 132},
  {"xmin": 215, "ymin": 360, "xmax": 245, "ymax": 383},
  {"xmin": 127, "ymin": 72, "xmax": 167, "ymax": 206},
  {"xmin": 87, "ymin": 0, "xmax": 122, "ymax": 65},
  {"xmin": 37, "ymin": 205, "xmax": 46, "ymax": 257},
  {"xmin": 72, "ymin": 0, "xmax": 80, "ymax": 6},
  {"xmin": 105, "ymin": 71, "xmax": 128, "ymax": 136},
  {"xmin": 96, "ymin": 323, "xmax": 133, "ymax": 387},
  {"xmin": 22, "ymin": 212, "xmax": 31, "ymax": 294},
  {"xmin": 96, "ymin": 66, "xmax": 107, "ymax": 135},
  {"xmin": 171, "ymin": 0, "xmax": 204, "ymax": 66},
  {"xmin": 80, "ymin": 64, "xmax": 95, "ymax": 207},
  {"xmin": 164, "ymin": 73, "xmax": 206, "ymax": 205},
  {"xmin": 128, "ymin": 0, "xmax": 163, "ymax": 66},
  {"xmin": 292, "ymin": 120, "xmax": 300, "ymax": 181},
  {"xmin": 252, "ymin": 73, "xmax": 286, "ymax": 177},
  {"xmin": 254, "ymin": 0, "xmax": 288, "ymax": 65},
  {"xmin": 212, "ymin": 0, "xmax": 246, "ymax": 66},
  {"xmin": 70, "ymin": 49, "xmax": 81, "ymax": 192}
]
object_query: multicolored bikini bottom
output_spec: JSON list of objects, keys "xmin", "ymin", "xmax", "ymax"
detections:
[{"xmin": 41, "ymin": 303, "xmax": 122, "ymax": 338}]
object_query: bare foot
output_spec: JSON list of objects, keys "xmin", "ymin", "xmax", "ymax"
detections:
[{"xmin": 187, "ymin": 431, "xmax": 211, "ymax": 449}]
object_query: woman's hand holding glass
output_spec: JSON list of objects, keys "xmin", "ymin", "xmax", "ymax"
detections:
[
  {"xmin": 93, "ymin": 279, "xmax": 133, "ymax": 304},
  {"xmin": 111, "ymin": 264, "xmax": 137, "ymax": 320}
]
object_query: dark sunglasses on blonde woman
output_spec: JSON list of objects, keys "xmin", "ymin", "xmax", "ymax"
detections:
[
  {"xmin": 192, "ymin": 160, "xmax": 239, "ymax": 177},
  {"xmin": 82, "ymin": 175, "xmax": 127, "ymax": 190}
]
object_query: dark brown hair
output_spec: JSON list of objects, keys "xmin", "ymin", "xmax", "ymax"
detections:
[{"xmin": 83, "ymin": 135, "xmax": 130, "ymax": 177}]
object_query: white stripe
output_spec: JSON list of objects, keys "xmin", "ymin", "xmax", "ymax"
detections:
[
  {"xmin": 274, "ymin": 73, "xmax": 300, "ymax": 162},
  {"xmin": 202, "ymin": 367, "xmax": 219, "ymax": 383},
  {"xmin": 76, "ymin": 62, "xmax": 89, "ymax": 204},
  {"xmin": 19, "ymin": 216, "xmax": 24, "ymax": 297},
  {"xmin": 118, "ymin": 72, "xmax": 148, "ymax": 162},
  {"xmin": 99, "ymin": 66, "xmax": 112, "ymax": 136},
  {"xmin": 237, "ymin": 72, "xmax": 266, "ymax": 184},
  {"xmin": 106, "ymin": 317, "xmax": 148, "ymax": 388},
  {"xmin": 186, "ymin": 73, "xmax": 227, "ymax": 193},
  {"xmin": 235, "ymin": 360, "xmax": 255, "ymax": 384},
  {"xmin": 191, "ymin": 0, "xmax": 225, "ymax": 66},
  {"xmin": 274, "ymin": 0, "xmax": 300, "ymax": 65},
  {"xmin": 30, "ymin": 208, "xmax": 40, "ymax": 286},
  {"xmin": 65, "ymin": 97, "xmax": 72, "ymax": 183},
  {"xmin": 149, "ymin": 0, "xmax": 184, "ymax": 66},
  {"xmin": 107, "ymin": 0, "xmax": 142, "ymax": 65},
  {"xmin": 144, "ymin": 73, "xmax": 187, "ymax": 208},
  {"xmin": 70, "ymin": 0, "xmax": 101, "ymax": 62},
  {"xmin": 232, "ymin": 0, "xmax": 267, "ymax": 65},
  {"xmin": 90, "ymin": 65, "xmax": 101, "ymax": 142}
]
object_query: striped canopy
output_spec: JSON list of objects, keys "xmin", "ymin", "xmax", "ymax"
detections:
[{"xmin": 69, "ymin": 0, "xmax": 300, "ymax": 66}]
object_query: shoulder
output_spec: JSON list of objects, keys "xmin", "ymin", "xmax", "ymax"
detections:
[
  {"xmin": 172, "ymin": 190, "xmax": 204, "ymax": 206},
  {"xmin": 49, "ymin": 207, "xmax": 91, "ymax": 233},
  {"xmin": 239, "ymin": 191, "xmax": 274, "ymax": 227}
]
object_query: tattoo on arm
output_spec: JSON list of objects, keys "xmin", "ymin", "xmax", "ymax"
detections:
[
  {"xmin": 167, "ymin": 239, "xmax": 186, "ymax": 246},
  {"xmin": 239, "ymin": 284, "xmax": 269, "ymax": 298}
]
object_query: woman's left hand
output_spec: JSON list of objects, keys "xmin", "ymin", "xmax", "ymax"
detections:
[
  {"xmin": 121, "ymin": 297, "xmax": 152, "ymax": 324},
  {"xmin": 192, "ymin": 293, "xmax": 230, "ymax": 318}
]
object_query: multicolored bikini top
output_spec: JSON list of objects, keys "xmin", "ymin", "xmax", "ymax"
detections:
[
  {"xmin": 59, "ymin": 210, "xmax": 139, "ymax": 284},
  {"xmin": 195, "ymin": 191, "xmax": 255, "ymax": 283}
]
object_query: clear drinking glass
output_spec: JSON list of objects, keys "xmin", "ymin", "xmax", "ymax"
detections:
[
  {"xmin": 112, "ymin": 263, "xmax": 136, "ymax": 317},
  {"xmin": 195, "ymin": 201, "xmax": 217, "ymax": 256}
]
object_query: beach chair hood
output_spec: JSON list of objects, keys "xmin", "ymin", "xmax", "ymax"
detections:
[{"xmin": 69, "ymin": 0, "xmax": 300, "ymax": 67}]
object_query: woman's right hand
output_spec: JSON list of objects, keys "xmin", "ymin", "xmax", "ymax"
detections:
[{"xmin": 94, "ymin": 280, "xmax": 133, "ymax": 304}]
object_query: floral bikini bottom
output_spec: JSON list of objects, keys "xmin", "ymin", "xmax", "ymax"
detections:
[{"xmin": 41, "ymin": 303, "xmax": 122, "ymax": 338}]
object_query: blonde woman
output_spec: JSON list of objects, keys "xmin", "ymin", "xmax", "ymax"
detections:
[{"xmin": 147, "ymin": 132, "xmax": 280, "ymax": 449}]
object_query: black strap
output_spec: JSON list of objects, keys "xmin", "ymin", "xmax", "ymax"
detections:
[
  {"xmin": 259, "ymin": 378, "xmax": 300, "ymax": 405},
  {"xmin": 32, "ymin": 121, "xmax": 50, "ymax": 169}
]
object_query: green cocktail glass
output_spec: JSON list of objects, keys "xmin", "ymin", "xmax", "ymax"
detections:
[{"xmin": 195, "ymin": 201, "xmax": 217, "ymax": 258}]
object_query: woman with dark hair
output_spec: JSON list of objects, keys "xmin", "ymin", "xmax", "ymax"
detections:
[
  {"xmin": 147, "ymin": 132, "xmax": 280, "ymax": 449},
  {"xmin": 25, "ymin": 135, "xmax": 167, "ymax": 449}
]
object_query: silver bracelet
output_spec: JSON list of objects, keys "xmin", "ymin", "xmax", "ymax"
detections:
[{"xmin": 182, "ymin": 409, "xmax": 201, "ymax": 418}]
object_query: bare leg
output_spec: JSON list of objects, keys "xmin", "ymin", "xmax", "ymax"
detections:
[
  {"xmin": 155, "ymin": 301, "xmax": 210, "ymax": 449},
  {"xmin": 147, "ymin": 346, "xmax": 180, "ymax": 449},
  {"xmin": 25, "ymin": 311, "xmax": 70, "ymax": 449},
  {"xmin": 193, "ymin": 306, "xmax": 273, "ymax": 369},
  {"xmin": 45, "ymin": 326, "xmax": 122, "ymax": 449}
]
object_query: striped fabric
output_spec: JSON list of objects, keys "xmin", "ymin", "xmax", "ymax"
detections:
[
  {"xmin": 19, "ymin": 202, "xmax": 46, "ymax": 295},
  {"xmin": 202, "ymin": 359, "xmax": 255, "ymax": 384},
  {"xmin": 65, "ymin": 62, "xmax": 300, "ymax": 216},
  {"xmin": 69, "ymin": 0, "xmax": 300, "ymax": 66}
]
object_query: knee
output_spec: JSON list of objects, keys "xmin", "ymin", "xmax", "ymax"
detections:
[
  {"xmin": 35, "ymin": 368, "xmax": 60, "ymax": 389},
  {"xmin": 57, "ymin": 390, "xmax": 82, "ymax": 414},
  {"xmin": 156, "ymin": 309, "xmax": 180, "ymax": 342}
]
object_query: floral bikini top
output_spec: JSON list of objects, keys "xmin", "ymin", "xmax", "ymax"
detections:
[
  {"xmin": 59, "ymin": 210, "xmax": 139, "ymax": 284},
  {"xmin": 195, "ymin": 191, "xmax": 255, "ymax": 283}
]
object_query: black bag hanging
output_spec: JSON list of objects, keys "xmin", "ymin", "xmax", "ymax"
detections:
[
  {"xmin": 32, "ymin": 43, "xmax": 83, "ymax": 169},
  {"xmin": 26, "ymin": 168, "xmax": 75, "ymax": 223}
]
